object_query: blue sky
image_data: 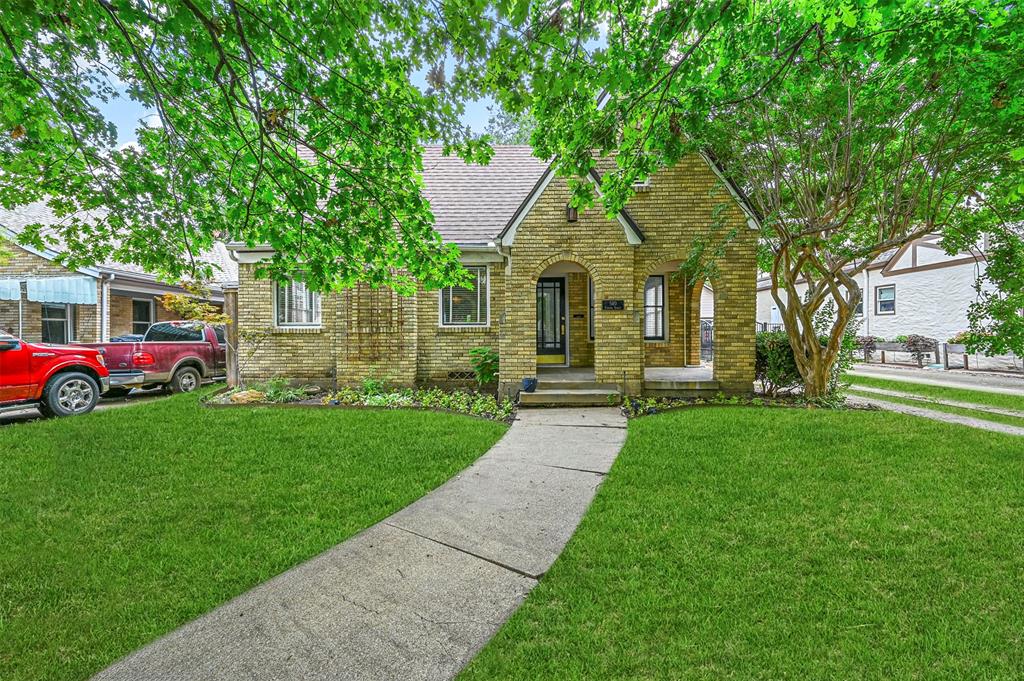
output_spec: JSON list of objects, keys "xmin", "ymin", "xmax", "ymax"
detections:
[{"xmin": 99, "ymin": 94, "xmax": 495, "ymax": 146}]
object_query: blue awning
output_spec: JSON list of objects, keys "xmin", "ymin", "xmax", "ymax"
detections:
[
  {"xmin": 0, "ymin": 279, "xmax": 19, "ymax": 301},
  {"xmin": 25, "ymin": 276, "xmax": 97, "ymax": 304}
]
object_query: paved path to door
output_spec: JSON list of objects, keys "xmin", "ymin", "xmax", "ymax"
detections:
[{"xmin": 94, "ymin": 407, "xmax": 627, "ymax": 681}]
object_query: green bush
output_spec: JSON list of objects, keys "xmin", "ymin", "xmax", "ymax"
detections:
[
  {"xmin": 323, "ymin": 386, "xmax": 515, "ymax": 421},
  {"xmin": 755, "ymin": 331, "xmax": 802, "ymax": 397},
  {"xmin": 468, "ymin": 346, "xmax": 499, "ymax": 385}
]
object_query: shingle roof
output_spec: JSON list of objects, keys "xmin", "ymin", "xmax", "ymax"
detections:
[
  {"xmin": 420, "ymin": 145, "xmax": 549, "ymax": 244},
  {"xmin": 0, "ymin": 201, "xmax": 238, "ymax": 286}
]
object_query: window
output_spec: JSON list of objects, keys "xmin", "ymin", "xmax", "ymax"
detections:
[
  {"xmin": 144, "ymin": 321, "xmax": 205, "ymax": 342},
  {"xmin": 41, "ymin": 304, "xmax": 73, "ymax": 344},
  {"xmin": 875, "ymin": 285, "xmax": 896, "ymax": 315},
  {"xmin": 588, "ymin": 277, "xmax": 595, "ymax": 341},
  {"xmin": 213, "ymin": 325, "xmax": 226, "ymax": 344},
  {"xmin": 132, "ymin": 299, "xmax": 154, "ymax": 335},
  {"xmin": 644, "ymin": 275, "xmax": 665, "ymax": 340},
  {"xmin": 275, "ymin": 281, "xmax": 322, "ymax": 327},
  {"xmin": 440, "ymin": 266, "xmax": 488, "ymax": 326},
  {"xmin": 854, "ymin": 298, "xmax": 864, "ymax": 316}
]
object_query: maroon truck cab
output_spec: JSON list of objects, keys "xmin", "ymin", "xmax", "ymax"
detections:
[
  {"xmin": 0, "ymin": 332, "xmax": 110, "ymax": 417},
  {"xmin": 84, "ymin": 321, "xmax": 226, "ymax": 394}
]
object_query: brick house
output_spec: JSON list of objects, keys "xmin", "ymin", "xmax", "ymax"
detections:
[
  {"xmin": 1, "ymin": 202, "xmax": 237, "ymax": 344},
  {"xmin": 228, "ymin": 146, "xmax": 758, "ymax": 400}
]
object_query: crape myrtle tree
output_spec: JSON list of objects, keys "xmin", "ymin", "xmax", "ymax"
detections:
[
  {"xmin": 0, "ymin": 0, "xmax": 507, "ymax": 293},
  {"xmin": 484, "ymin": 0, "xmax": 1023, "ymax": 397}
]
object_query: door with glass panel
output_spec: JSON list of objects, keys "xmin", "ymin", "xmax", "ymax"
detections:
[{"xmin": 536, "ymin": 277, "xmax": 566, "ymax": 365}]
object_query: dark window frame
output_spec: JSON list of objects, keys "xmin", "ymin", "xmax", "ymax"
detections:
[
  {"xmin": 132, "ymin": 298, "xmax": 155, "ymax": 336},
  {"xmin": 875, "ymin": 284, "xmax": 896, "ymax": 315},
  {"xmin": 644, "ymin": 275, "xmax": 666, "ymax": 341}
]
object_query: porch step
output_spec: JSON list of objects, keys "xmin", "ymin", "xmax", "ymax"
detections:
[
  {"xmin": 536, "ymin": 379, "xmax": 620, "ymax": 391},
  {"xmin": 519, "ymin": 387, "xmax": 621, "ymax": 407}
]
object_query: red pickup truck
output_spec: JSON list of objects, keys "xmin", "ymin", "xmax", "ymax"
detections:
[
  {"xmin": 0, "ymin": 332, "xmax": 110, "ymax": 417},
  {"xmin": 84, "ymin": 321, "xmax": 227, "ymax": 395}
]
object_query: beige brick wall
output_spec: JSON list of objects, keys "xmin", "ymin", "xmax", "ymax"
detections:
[
  {"xmin": 628, "ymin": 159, "xmax": 757, "ymax": 393},
  {"xmin": 0, "ymin": 244, "xmax": 101, "ymax": 342},
  {"xmin": 233, "ymin": 154, "xmax": 756, "ymax": 395},
  {"xmin": 108, "ymin": 294, "xmax": 182, "ymax": 338},
  {"xmin": 566, "ymin": 271, "xmax": 594, "ymax": 367},
  {"xmin": 416, "ymin": 265, "xmax": 503, "ymax": 383},
  {"xmin": 499, "ymin": 155, "xmax": 756, "ymax": 395},
  {"xmin": 236, "ymin": 264, "xmax": 340, "ymax": 384}
]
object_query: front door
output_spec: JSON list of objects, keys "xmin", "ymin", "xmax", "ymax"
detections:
[{"xmin": 536, "ymin": 277, "xmax": 567, "ymax": 365}]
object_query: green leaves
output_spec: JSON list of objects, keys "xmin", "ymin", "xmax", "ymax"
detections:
[{"xmin": 0, "ymin": 0, "xmax": 507, "ymax": 292}]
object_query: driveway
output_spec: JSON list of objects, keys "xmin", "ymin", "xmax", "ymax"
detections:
[{"xmin": 0, "ymin": 389, "xmax": 169, "ymax": 426}]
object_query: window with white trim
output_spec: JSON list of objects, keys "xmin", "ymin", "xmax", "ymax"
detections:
[
  {"xmin": 440, "ymin": 266, "xmax": 488, "ymax": 326},
  {"xmin": 41, "ymin": 303, "xmax": 74, "ymax": 344},
  {"xmin": 875, "ymin": 285, "xmax": 896, "ymax": 315},
  {"xmin": 644, "ymin": 276, "xmax": 665, "ymax": 340},
  {"xmin": 275, "ymin": 281, "xmax": 322, "ymax": 326}
]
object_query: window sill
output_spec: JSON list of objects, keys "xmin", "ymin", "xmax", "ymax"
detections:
[
  {"xmin": 438, "ymin": 325, "xmax": 492, "ymax": 333},
  {"xmin": 272, "ymin": 326, "xmax": 324, "ymax": 334}
]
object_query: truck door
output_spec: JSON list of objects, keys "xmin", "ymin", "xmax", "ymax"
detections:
[{"xmin": 0, "ymin": 336, "xmax": 36, "ymax": 403}]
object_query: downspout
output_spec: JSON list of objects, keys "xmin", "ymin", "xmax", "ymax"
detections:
[
  {"xmin": 18, "ymin": 281, "xmax": 23, "ymax": 337},
  {"xmin": 100, "ymin": 273, "xmax": 114, "ymax": 342},
  {"xmin": 863, "ymin": 270, "xmax": 870, "ymax": 337}
]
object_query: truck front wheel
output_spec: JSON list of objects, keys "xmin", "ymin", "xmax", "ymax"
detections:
[
  {"xmin": 169, "ymin": 366, "xmax": 201, "ymax": 393},
  {"xmin": 39, "ymin": 372, "xmax": 100, "ymax": 418}
]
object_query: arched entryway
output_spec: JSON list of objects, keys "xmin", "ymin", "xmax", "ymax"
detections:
[{"xmin": 534, "ymin": 259, "xmax": 597, "ymax": 370}]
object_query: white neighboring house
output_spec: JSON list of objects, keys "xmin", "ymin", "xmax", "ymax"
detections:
[{"xmin": 756, "ymin": 235, "xmax": 989, "ymax": 342}]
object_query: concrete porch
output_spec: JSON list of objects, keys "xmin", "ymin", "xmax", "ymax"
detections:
[{"xmin": 521, "ymin": 365, "xmax": 721, "ymax": 405}]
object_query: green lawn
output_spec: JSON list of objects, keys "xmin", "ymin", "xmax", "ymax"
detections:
[
  {"xmin": 0, "ymin": 391, "xmax": 506, "ymax": 681},
  {"xmin": 847, "ymin": 373, "xmax": 1024, "ymax": 412},
  {"xmin": 463, "ymin": 407, "xmax": 1024, "ymax": 680}
]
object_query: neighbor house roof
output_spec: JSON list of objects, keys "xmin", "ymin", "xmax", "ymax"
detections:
[{"xmin": 0, "ymin": 201, "xmax": 237, "ymax": 288}]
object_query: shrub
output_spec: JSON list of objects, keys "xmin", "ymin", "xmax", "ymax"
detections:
[
  {"xmin": 855, "ymin": 335, "xmax": 882, "ymax": 352},
  {"xmin": 948, "ymin": 330, "xmax": 976, "ymax": 345},
  {"xmin": 244, "ymin": 378, "xmax": 308, "ymax": 403},
  {"xmin": 468, "ymin": 346, "xmax": 499, "ymax": 385},
  {"xmin": 322, "ymin": 386, "xmax": 515, "ymax": 421},
  {"xmin": 903, "ymin": 335, "xmax": 938, "ymax": 364},
  {"xmin": 755, "ymin": 331, "xmax": 802, "ymax": 397}
]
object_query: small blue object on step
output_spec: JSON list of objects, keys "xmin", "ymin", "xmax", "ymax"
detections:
[{"xmin": 522, "ymin": 377, "xmax": 537, "ymax": 393}]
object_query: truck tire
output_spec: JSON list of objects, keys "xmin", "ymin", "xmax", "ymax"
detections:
[
  {"xmin": 169, "ymin": 366, "xmax": 201, "ymax": 393},
  {"xmin": 39, "ymin": 372, "xmax": 100, "ymax": 418}
]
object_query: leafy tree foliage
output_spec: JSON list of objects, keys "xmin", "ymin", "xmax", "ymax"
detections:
[
  {"xmin": 486, "ymin": 0, "xmax": 1022, "ymax": 396},
  {"xmin": 481, "ymin": 104, "xmax": 536, "ymax": 144},
  {"xmin": 0, "ymin": 0, "xmax": 503, "ymax": 292}
]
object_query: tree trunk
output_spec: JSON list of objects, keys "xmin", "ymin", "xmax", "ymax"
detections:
[{"xmin": 799, "ymin": 355, "xmax": 832, "ymax": 399}]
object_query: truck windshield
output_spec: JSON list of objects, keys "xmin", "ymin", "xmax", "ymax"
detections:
[{"xmin": 144, "ymin": 322, "xmax": 204, "ymax": 342}]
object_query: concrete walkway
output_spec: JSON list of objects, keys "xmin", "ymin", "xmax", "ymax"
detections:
[
  {"xmin": 849, "ymin": 366, "xmax": 1024, "ymax": 395},
  {"xmin": 848, "ymin": 384, "xmax": 1024, "ymax": 419},
  {"xmin": 93, "ymin": 407, "xmax": 627, "ymax": 681},
  {"xmin": 848, "ymin": 394, "xmax": 1024, "ymax": 436}
]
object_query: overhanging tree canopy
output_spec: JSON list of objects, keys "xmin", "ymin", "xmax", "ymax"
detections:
[
  {"xmin": 484, "ymin": 0, "xmax": 1023, "ymax": 395},
  {"xmin": 1, "ymin": 0, "xmax": 502, "ymax": 292}
]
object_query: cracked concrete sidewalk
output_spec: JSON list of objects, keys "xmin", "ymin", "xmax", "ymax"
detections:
[{"xmin": 92, "ymin": 407, "xmax": 627, "ymax": 681}]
